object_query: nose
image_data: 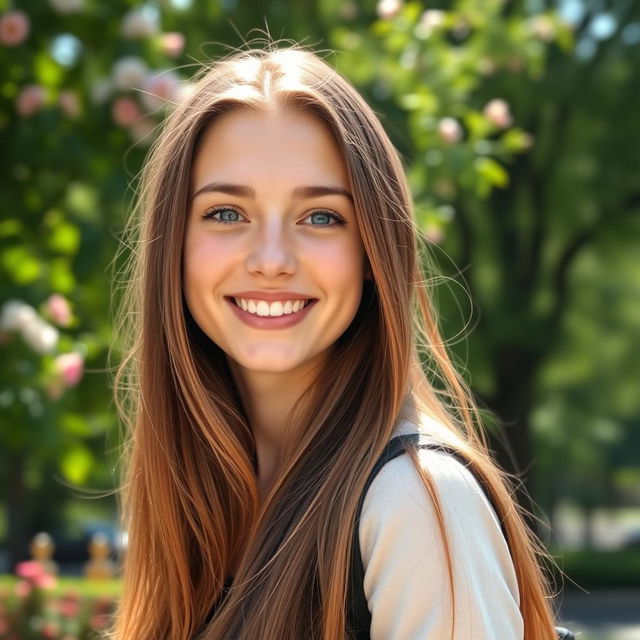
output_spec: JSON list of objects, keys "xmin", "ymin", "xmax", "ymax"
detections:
[{"xmin": 245, "ymin": 219, "xmax": 297, "ymax": 278}]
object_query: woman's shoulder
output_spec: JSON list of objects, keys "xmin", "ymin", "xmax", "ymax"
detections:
[
  {"xmin": 359, "ymin": 410, "xmax": 511, "ymax": 571},
  {"xmin": 362, "ymin": 415, "xmax": 500, "ymax": 537},
  {"xmin": 358, "ymin": 413, "xmax": 523, "ymax": 638}
]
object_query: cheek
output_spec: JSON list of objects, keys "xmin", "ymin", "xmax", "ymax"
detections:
[
  {"xmin": 183, "ymin": 231, "xmax": 235, "ymax": 291},
  {"xmin": 305, "ymin": 237, "xmax": 365, "ymax": 307},
  {"xmin": 304, "ymin": 233, "xmax": 364, "ymax": 270},
  {"xmin": 182, "ymin": 234, "xmax": 208, "ymax": 298}
]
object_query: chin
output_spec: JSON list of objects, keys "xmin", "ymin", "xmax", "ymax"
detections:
[{"xmin": 230, "ymin": 353, "xmax": 303, "ymax": 374}]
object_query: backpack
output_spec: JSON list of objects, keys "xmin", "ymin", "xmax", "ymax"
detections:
[{"xmin": 346, "ymin": 432, "xmax": 574, "ymax": 640}]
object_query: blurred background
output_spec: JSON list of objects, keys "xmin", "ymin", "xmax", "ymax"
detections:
[{"xmin": 1, "ymin": 0, "xmax": 639, "ymax": 638}]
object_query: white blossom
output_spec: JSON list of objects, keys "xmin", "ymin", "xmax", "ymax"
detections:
[
  {"xmin": 122, "ymin": 7, "xmax": 160, "ymax": 39},
  {"xmin": 140, "ymin": 70, "xmax": 183, "ymax": 112},
  {"xmin": 437, "ymin": 117, "xmax": 463, "ymax": 144},
  {"xmin": 112, "ymin": 57, "xmax": 148, "ymax": 91},
  {"xmin": 376, "ymin": 0, "xmax": 402, "ymax": 20},
  {"xmin": 1, "ymin": 300, "xmax": 37, "ymax": 331},
  {"xmin": 484, "ymin": 99, "xmax": 513, "ymax": 129},
  {"xmin": 420, "ymin": 9, "xmax": 445, "ymax": 30},
  {"xmin": 21, "ymin": 317, "xmax": 59, "ymax": 354}
]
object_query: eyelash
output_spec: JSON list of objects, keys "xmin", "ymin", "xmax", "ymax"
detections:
[{"xmin": 201, "ymin": 206, "xmax": 346, "ymax": 227}]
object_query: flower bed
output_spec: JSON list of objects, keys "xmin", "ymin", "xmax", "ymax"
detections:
[{"xmin": 0, "ymin": 563, "xmax": 121, "ymax": 639}]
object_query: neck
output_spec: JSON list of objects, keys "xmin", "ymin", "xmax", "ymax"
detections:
[{"xmin": 228, "ymin": 359, "xmax": 317, "ymax": 496}]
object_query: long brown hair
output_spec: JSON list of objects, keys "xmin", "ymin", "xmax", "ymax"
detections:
[{"xmin": 111, "ymin": 43, "xmax": 557, "ymax": 639}]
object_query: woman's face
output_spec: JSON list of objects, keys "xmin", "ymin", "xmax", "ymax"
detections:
[{"xmin": 183, "ymin": 106, "xmax": 367, "ymax": 380}]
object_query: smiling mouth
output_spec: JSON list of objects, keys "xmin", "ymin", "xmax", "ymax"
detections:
[{"xmin": 226, "ymin": 297, "xmax": 316, "ymax": 317}]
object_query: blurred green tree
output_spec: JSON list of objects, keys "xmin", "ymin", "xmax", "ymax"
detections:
[{"xmin": 330, "ymin": 0, "xmax": 640, "ymax": 530}]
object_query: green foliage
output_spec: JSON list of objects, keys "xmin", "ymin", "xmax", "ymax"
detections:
[{"xmin": 553, "ymin": 550, "xmax": 640, "ymax": 590}]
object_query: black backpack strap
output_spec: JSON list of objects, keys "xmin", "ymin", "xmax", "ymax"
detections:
[
  {"xmin": 348, "ymin": 433, "xmax": 460, "ymax": 638},
  {"xmin": 346, "ymin": 432, "xmax": 574, "ymax": 640}
]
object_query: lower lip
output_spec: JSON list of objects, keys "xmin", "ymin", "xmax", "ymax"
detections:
[{"xmin": 225, "ymin": 298, "xmax": 318, "ymax": 330}]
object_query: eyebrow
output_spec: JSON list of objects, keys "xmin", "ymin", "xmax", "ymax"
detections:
[{"xmin": 191, "ymin": 181, "xmax": 354, "ymax": 204}]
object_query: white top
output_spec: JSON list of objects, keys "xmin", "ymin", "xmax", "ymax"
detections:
[{"xmin": 358, "ymin": 412, "xmax": 524, "ymax": 639}]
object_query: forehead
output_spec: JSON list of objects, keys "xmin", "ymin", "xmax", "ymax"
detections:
[{"xmin": 191, "ymin": 106, "xmax": 350, "ymax": 191}]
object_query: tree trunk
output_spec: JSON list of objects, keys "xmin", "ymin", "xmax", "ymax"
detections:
[{"xmin": 483, "ymin": 343, "xmax": 543, "ymax": 534}]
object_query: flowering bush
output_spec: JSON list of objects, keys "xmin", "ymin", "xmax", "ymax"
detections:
[
  {"xmin": 0, "ymin": 297, "xmax": 85, "ymax": 401},
  {"xmin": 0, "ymin": 563, "xmax": 117, "ymax": 639}
]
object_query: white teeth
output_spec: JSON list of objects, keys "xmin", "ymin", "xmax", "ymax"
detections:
[
  {"xmin": 256, "ymin": 300, "xmax": 270, "ymax": 316},
  {"xmin": 233, "ymin": 298, "xmax": 311, "ymax": 317},
  {"xmin": 270, "ymin": 301, "xmax": 284, "ymax": 316}
]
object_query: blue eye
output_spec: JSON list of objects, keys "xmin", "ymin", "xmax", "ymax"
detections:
[
  {"xmin": 303, "ymin": 210, "xmax": 345, "ymax": 226},
  {"xmin": 202, "ymin": 207, "xmax": 245, "ymax": 224}
]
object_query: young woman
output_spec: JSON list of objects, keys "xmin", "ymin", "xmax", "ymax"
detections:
[{"xmin": 111, "ymin": 45, "xmax": 562, "ymax": 639}]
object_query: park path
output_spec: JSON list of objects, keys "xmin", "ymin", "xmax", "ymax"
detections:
[{"xmin": 558, "ymin": 590, "xmax": 640, "ymax": 640}]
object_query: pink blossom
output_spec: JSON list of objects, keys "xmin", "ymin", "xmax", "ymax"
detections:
[
  {"xmin": 59, "ymin": 592, "xmax": 81, "ymax": 617},
  {"xmin": 112, "ymin": 97, "xmax": 141, "ymax": 126},
  {"xmin": 33, "ymin": 572, "xmax": 57, "ymax": 590},
  {"xmin": 16, "ymin": 84, "xmax": 46, "ymax": 117},
  {"xmin": 141, "ymin": 70, "xmax": 182, "ymax": 112},
  {"xmin": 16, "ymin": 560, "xmax": 44, "ymax": 579},
  {"xmin": 90, "ymin": 613, "xmax": 109, "ymax": 630},
  {"xmin": 0, "ymin": 11, "xmax": 30, "ymax": 46},
  {"xmin": 14, "ymin": 580, "xmax": 32, "ymax": 598},
  {"xmin": 484, "ymin": 98, "xmax": 512, "ymax": 129},
  {"xmin": 54, "ymin": 352, "xmax": 84, "ymax": 387},
  {"xmin": 376, "ymin": 0, "xmax": 402, "ymax": 20},
  {"xmin": 159, "ymin": 32, "xmax": 185, "ymax": 58},
  {"xmin": 437, "ymin": 117, "xmax": 462, "ymax": 144},
  {"xmin": 45, "ymin": 293, "xmax": 72, "ymax": 326},
  {"xmin": 58, "ymin": 90, "xmax": 81, "ymax": 118},
  {"xmin": 41, "ymin": 621, "xmax": 60, "ymax": 638}
]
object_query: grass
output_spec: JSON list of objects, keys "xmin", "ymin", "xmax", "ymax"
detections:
[{"xmin": 0, "ymin": 574, "xmax": 122, "ymax": 597}]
